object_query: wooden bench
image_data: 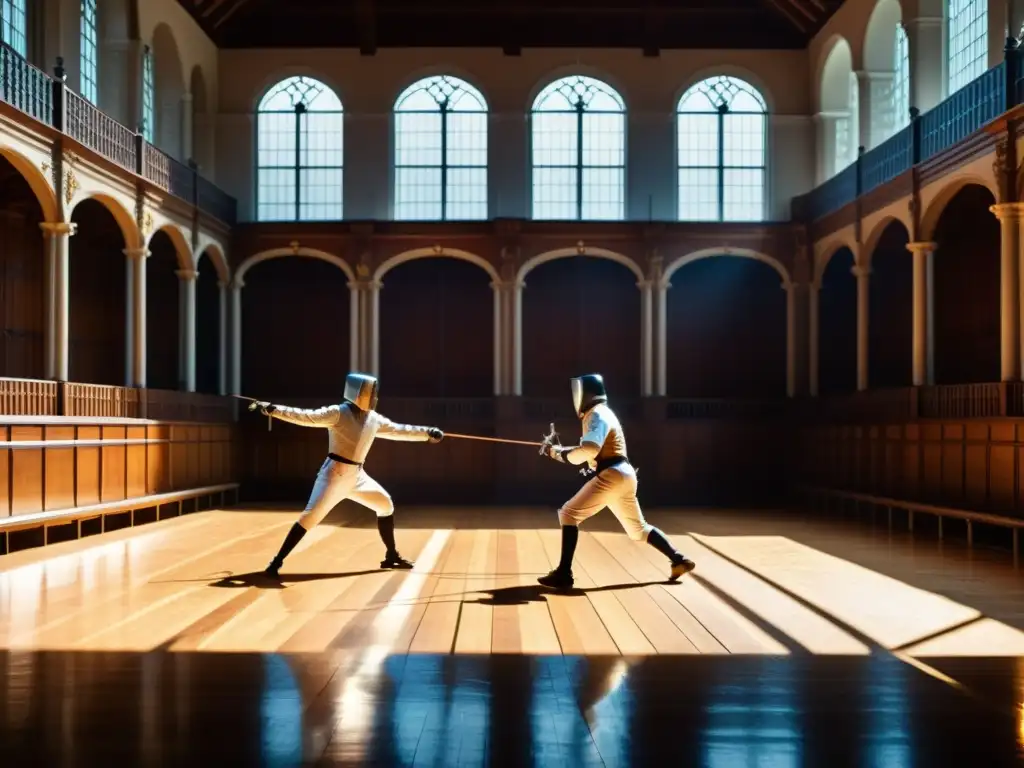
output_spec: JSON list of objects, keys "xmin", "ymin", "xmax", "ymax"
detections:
[
  {"xmin": 0, "ymin": 483, "xmax": 240, "ymax": 554},
  {"xmin": 798, "ymin": 485, "xmax": 1024, "ymax": 568}
]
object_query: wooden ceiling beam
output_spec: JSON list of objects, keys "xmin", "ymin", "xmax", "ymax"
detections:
[
  {"xmin": 355, "ymin": 0, "xmax": 378, "ymax": 55},
  {"xmin": 760, "ymin": 0, "xmax": 809, "ymax": 30}
]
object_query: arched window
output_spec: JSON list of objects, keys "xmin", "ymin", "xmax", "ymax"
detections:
[
  {"xmin": 256, "ymin": 76, "xmax": 343, "ymax": 222},
  {"xmin": 394, "ymin": 75, "xmax": 488, "ymax": 220},
  {"xmin": 677, "ymin": 76, "xmax": 767, "ymax": 222},
  {"xmin": 531, "ymin": 75, "xmax": 625, "ymax": 220},
  {"xmin": 891, "ymin": 24, "xmax": 910, "ymax": 132},
  {"xmin": 2, "ymin": 0, "xmax": 27, "ymax": 56},
  {"xmin": 141, "ymin": 46, "xmax": 154, "ymax": 143},
  {"xmin": 80, "ymin": 0, "xmax": 98, "ymax": 103},
  {"xmin": 947, "ymin": 0, "xmax": 987, "ymax": 95}
]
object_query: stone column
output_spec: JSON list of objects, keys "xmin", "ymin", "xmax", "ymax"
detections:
[
  {"xmin": 349, "ymin": 281, "xmax": 362, "ymax": 372},
  {"xmin": 39, "ymin": 222, "xmax": 76, "ymax": 381},
  {"xmin": 176, "ymin": 269, "xmax": 197, "ymax": 391},
  {"xmin": 124, "ymin": 247, "xmax": 150, "ymax": 388},
  {"xmin": 813, "ymin": 113, "xmax": 842, "ymax": 183},
  {"xmin": 656, "ymin": 283, "xmax": 669, "ymax": 397},
  {"xmin": 907, "ymin": 241, "xmax": 936, "ymax": 386},
  {"xmin": 853, "ymin": 264, "xmax": 871, "ymax": 390},
  {"xmin": 785, "ymin": 280, "xmax": 810, "ymax": 398},
  {"xmin": 991, "ymin": 203, "xmax": 1022, "ymax": 381},
  {"xmin": 230, "ymin": 280, "xmax": 243, "ymax": 395},
  {"xmin": 181, "ymin": 92, "xmax": 194, "ymax": 161},
  {"xmin": 217, "ymin": 281, "xmax": 228, "ymax": 395},
  {"xmin": 370, "ymin": 281, "xmax": 381, "ymax": 377},
  {"xmin": 808, "ymin": 282, "xmax": 820, "ymax": 396},
  {"xmin": 639, "ymin": 281, "xmax": 654, "ymax": 396},
  {"xmin": 511, "ymin": 281, "xmax": 524, "ymax": 395},
  {"xmin": 125, "ymin": 255, "xmax": 134, "ymax": 386},
  {"xmin": 490, "ymin": 282, "xmax": 505, "ymax": 395}
]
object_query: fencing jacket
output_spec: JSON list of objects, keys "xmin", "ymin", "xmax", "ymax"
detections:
[
  {"xmin": 268, "ymin": 403, "xmax": 432, "ymax": 464},
  {"xmin": 558, "ymin": 403, "xmax": 627, "ymax": 467}
]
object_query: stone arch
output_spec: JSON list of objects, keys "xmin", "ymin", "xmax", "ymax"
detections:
[
  {"xmin": 862, "ymin": 213, "xmax": 912, "ymax": 265},
  {"xmin": 863, "ymin": 0, "xmax": 902, "ymax": 71},
  {"xmin": 151, "ymin": 23, "xmax": 187, "ymax": 159},
  {"xmin": 920, "ymin": 174, "xmax": 1001, "ymax": 241},
  {"xmin": 234, "ymin": 247, "xmax": 354, "ymax": 287},
  {"xmin": 662, "ymin": 248, "xmax": 791, "ymax": 289},
  {"xmin": 69, "ymin": 194, "xmax": 140, "ymax": 249},
  {"xmin": 146, "ymin": 224, "xmax": 192, "ymax": 271},
  {"xmin": 813, "ymin": 237, "xmax": 859, "ymax": 285},
  {"xmin": 196, "ymin": 243, "xmax": 230, "ymax": 284},
  {"xmin": 519, "ymin": 247, "xmax": 643, "ymax": 285},
  {"xmin": 0, "ymin": 146, "xmax": 58, "ymax": 223},
  {"xmin": 817, "ymin": 36, "xmax": 856, "ymax": 112},
  {"xmin": 376, "ymin": 248, "xmax": 499, "ymax": 283}
]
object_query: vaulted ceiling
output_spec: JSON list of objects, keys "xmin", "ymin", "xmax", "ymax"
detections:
[{"xmin": 177, "ymin": 0, "xmax": 844, "ymax": 50}]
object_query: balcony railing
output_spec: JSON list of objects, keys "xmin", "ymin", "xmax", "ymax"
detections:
[
  {"xmin": 794, "ymin": 45, "xmax": 1023, "ymax": 223},
  {"xmin": 0, "ymin": 45, "xmax": 236, "ymax": 226}
]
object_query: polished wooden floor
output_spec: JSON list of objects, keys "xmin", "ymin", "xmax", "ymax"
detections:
[{"xmin": 2, "ymin": 504, "xmax": 1024, "ymax": 765}]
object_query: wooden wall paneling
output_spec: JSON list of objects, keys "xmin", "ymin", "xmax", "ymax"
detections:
[
  {"xmin": 43, "ymin": 425, "xmax": 75, "ymax": 511},
  {"xmin": 126, "ymin": 425, "xmax": 147, "ymax": 498},
  {"xmin": 10, "ymin": 425, "xmax": 42, "ymax": 515},
  {"xmin": 940, "ymin": 424, "xmax": 965, "ymax": 503},
  {"xmin": 147, "ymin": 424, "xmax": 170, "ymax": 494},
  {"xmin": 100, "ymin": 425, "xmax": 127, "ymax": 502},
  {"xmin": 963, "ymin": 422, "xmax": 990, "ymax": 509},
  {"xmin": 186, "ymin": 426, "xmax": 200, "ymax": 487},
  {"xmin": 0, "ymin": 425, "xmax": 9, "ymax": 518},
  {"xmin": 198, "ymin": 425, "xmax": 212, "ymax": 486},
  {"xmin": 76, "ymin": 425, "xmax": 101, "ymax": 506},
  {"xmin": 170, "ymin": 425, "xmax": 187, "ymax": 489},
  {"xmin": 989, "ymin": 421, "xmax": 1016, "ymax": 512}
]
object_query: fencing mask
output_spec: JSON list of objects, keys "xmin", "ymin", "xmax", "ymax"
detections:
[
  {"xmin": 343, "ymin": 373, "xmax": 379, "ymax": 411},
  {"xmin": 570, "ymin": 374, "xmax": 607, "ymax": 417}
]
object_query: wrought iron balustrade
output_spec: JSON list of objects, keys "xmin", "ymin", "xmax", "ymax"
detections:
[{"xmin": 0, "ymin": 43, "xmax": 52, "ymax": 126}]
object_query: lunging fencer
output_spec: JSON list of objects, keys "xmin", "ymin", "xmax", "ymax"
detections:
[
  {"xmin": 537, "ymin": 373, "xmax": 695, "ymax": 590},
  {"xmin": 254, "ymin": 373, "xmax": 444, "ymax": 579}
]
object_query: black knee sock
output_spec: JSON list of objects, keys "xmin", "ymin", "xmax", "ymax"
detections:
[
  {"xmin": 558, "ymin": 525, "xmax": 579, "ymax": 572},
  {"xmin": 377, "ymin": 515, "xmax": 397, "ymax": 554},
  {"xmin": 270, "ymin": 523, "xmax": 307, "ymax": 567},
  {"xmin": 646, "ymin": 527, "xmax": 681, "ymax": 562}
]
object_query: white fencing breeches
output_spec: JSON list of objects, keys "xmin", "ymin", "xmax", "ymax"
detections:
[
  {"xmin": 296, "ymin": 458, "xmax": 395, "ymax": 531},
  {"xmin": 557, "ymin": 464, "xmax": 652, "ymax": 541}
]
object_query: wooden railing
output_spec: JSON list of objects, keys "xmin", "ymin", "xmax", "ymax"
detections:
[
  {"xmin": 0, "ymin": 47, "xmax": 236, "ymax": 225},
  {"xmin": 793, "ymin": 44, "xmax": 1022, "ymax": 222},
  {"xmin": 799, "ymin": 486, "xmax": 1024, "ymax": 567},
  {"xmin": 0, "ymin": 378, "xmax": 235, "ymax": 422}
]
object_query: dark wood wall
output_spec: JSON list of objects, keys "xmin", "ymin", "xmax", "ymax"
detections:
[
  {"xmin": 146, "ymin": 230, "xmax": 181, "ymax": 391},
  {"xmin": 868, "ymin": 220, "xmax": 912, "ymax": 388},
  {"xmin": 0, "ymin": 157, "xmax": 44, "ymax": 379},
  {"xmin": 241, "ymin": 257, "xmax": 350, "ymax": 400},
  {"xmin": 666, "ymin": 256, "xmax": 787, "ymax": 398},
  {"xmin": 380, "ymin": 257, "xmax": 493, "ymax": 397},
  {"xmin": 69, "ymin": 199, "xmax": 127, "ymax": 386},
  {"xmin": 819, "ymin": 246, "xmax": 857, "ymax": 394},
  {"xmin": 522, "ymin": 257, "xmax": 641, "ymax": 397},
  {"xmin": 933, "ymin": 184, "xmax": 1000, "ymax": 385},
  {"xmin": 196, "ymin": 253, "xmax": 221, "ymax": 394}
]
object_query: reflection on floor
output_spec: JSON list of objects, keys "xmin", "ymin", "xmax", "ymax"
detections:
[{"xmin": 1, "ymin": 506, "xmax": 1023, "ymax": 764}]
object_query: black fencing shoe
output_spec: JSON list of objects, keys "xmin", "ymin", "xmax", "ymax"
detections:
[
  {"xmin": 669, "ymin": 557, "xmax": 696, "ymax": 582},
  {"xmin": 381, "ymin": 551, "xmax": 414, "ymax": 569},
  {"xmin": 538, "ymin": 569, "xmax": 574, "ymax": 590}
]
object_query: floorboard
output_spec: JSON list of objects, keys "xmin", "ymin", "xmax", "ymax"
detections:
[{"xmin": 2, "ymin": 504, "xmax": 1024, "ymax": 765}]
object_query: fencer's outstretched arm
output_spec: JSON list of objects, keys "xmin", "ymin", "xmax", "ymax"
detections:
[
  {"xmin": 375, "ymin": 414, "xmax": 440, "ymax": 442},
  {"xmin": 546, "ymin": 408, "xmax": 610, "ymax": 465},
  {"xmin": 264, "ymin": 403, "xmax": 342, "ymax": 428}
]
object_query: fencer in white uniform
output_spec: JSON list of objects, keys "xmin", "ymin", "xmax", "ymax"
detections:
[
  {"xmin": 537, "ymin": 373, "xmax": 695, "ymax": 590},
  {"xmin": 256, "ymin": 373, "xmax": 443, "ymax": 579}
]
